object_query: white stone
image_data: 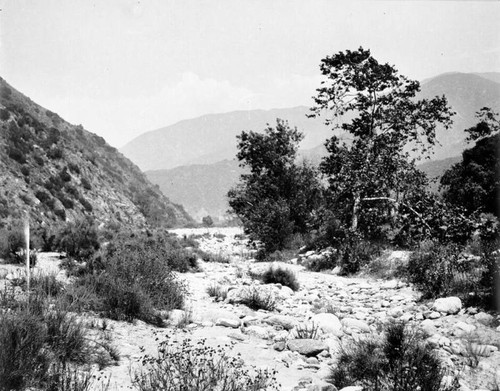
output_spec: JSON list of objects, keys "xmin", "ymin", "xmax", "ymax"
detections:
[
  {"xmin": 432, "ymin": 297, "xmax": 462, "ymax": 314},
  {"xmin": 474, "ymin": 312, "xmax": 494, "ymax": 325},
  {"xmin": 339, "ymin": 387, "xmax": 363, "ymax": 391},
  {"xmin": 311, "ymin": 313, "xmax": 343, "ymax": 337},
  {"xmin": 453, "ymin": 321, "xmax": 476, "ymax": 335},
  {"xmin": 216, "ymin": 318, "xmax": 240, "ymax": 328},
  {"xmin": 341, "ymin": 318, "xmax": 371, "ymax": 333}
]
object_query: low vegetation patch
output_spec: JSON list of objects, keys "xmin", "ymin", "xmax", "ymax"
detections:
[
  {"xmin": 260, "ymin": 265, "xmax": 299, "ymax": 291},
  {"xmin": 329, "ymin": 321, "xmax": 456, "ymax": 391},
  {"xmin": 240, "ymin": 286, "xmax": 277, "ymax": 311},
  {"xmin": 206, "ymin": 283, "xmax": 228, "ymax": 301},
  {"xmin": 132, "ymin": 335, "xmax": 279, "ymax": 391}
]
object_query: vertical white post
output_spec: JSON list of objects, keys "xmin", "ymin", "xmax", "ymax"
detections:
[{"xmin": 25, "ymin": 216, "xmax": 30, "ymax": 294}]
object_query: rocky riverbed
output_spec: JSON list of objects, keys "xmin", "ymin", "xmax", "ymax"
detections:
[{"xmin": 2, "ymin": 227, "xmax": 499, "ymax": 390}]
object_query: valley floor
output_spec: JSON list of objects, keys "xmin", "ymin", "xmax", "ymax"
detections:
[{"xmin": 2, "ymin": 227, "xmax": 500, "ymax": 391}]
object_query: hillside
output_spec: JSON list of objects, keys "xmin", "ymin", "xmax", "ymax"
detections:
[
  {"xmin": 121, "ymin": 107, "xmax": 332, "ymax": 171},
  {"xmin": 0, "ymin": 78, "xmax": 192, "ymax": 228}
]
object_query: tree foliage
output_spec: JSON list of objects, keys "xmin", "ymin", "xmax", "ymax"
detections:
[
  {"xmin": 441, "ymin": 109, "xmax": 500, "ymax": 217},
  {"xmin": 228, "ymin": 119, "xmax": 323, "ymax": 252},
  {"xmin": 310, "ymin": 47, "xmax": 454, "ymax": 236}
]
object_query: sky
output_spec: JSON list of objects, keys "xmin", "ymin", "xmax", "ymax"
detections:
[{"xmin": 1, "ymin": 0, "xmax": 499, "ymax": 148}]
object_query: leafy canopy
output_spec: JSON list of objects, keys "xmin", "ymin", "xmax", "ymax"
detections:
[
  {"xmin": 310, "ymin": 47, "xmax": 454, "ymax": 234},
  {"xmin": 228, "ymin": 119, "xmax": 323, "ymax": 252}
]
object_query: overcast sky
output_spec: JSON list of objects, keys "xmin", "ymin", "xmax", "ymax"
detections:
[{"xmin": 1, "ymin": 0, "xmax": 499, "ymax": 147}]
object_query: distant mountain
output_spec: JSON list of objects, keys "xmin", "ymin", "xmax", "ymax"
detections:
[
  {"xmin": 131, "ymin": 72, "xmax": 500, "ymax": 221},
  {"xmin": 418, "ymin": 72, "xmax": 500, "ymax": 160},
  {"xmin": 0, "ymin": 77, "xmax": 192, "ymax": 228},
  {"xmin": 146, "ymin": 160, "xmax": 244, "ymax": 221},
  {"xmin": 122, "ymin": 73, "xmax": 500, "ymax": 172},
  {"xmin": 121, "ymin": 107, "xmax": 332, "ymax": 171},
  {"xmin": 475, "ymin": 72, "xmax": 500, "ymax": 85},
  {"xmin": 417, "ymin": 156, "xmax": 462, "ymax": 193}
]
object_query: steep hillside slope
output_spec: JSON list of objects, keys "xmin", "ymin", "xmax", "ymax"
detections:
[
  {"xmin": 121, "ymin": 107, "xmax": 332, "ymax": 171},
  {"xmin": 0, "ymin": 78, "xmax": 192, "ymax": 228}
]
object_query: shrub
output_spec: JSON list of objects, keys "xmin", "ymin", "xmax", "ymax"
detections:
[
  {"xmin": 20, "ymin": 165, "xmax": 29, "ymax": 176},
  {"xmin": 338, "ymin": 235, "xmax": 382, "ymax": 275},
  {"xmin": 71, "ymin": 234, "xmax": 188, "ymax": 325},
  {"xmin": 294, "ymin": 322, "xmax": 319, "ymax": 339},
  {"xmin": 55, "ymin": 217, "xmax": 100, "ymax": 261},
  {"xmin": 132, "ymin": 336, "xmax": 279, "ymax": 391},
  {"xmin": 0, "ymin": 227, "xmax": 36, "ymax": 265},
  {"xmin": 200, "ymin": 250, "xmax": 231, "ymax": 264},
  {"xmin": 81, "ymin": 177, "xmax": 92, "ymax": 190},
  {"xmin": 0, "ymin": 310, "xmax": 50, "ymax": 390},
  {"xmin": 206, "ymin": 283, "xmax": 228, "ymax": 301},
  {"xmin": 78, "ymin": 196, "xmax": 93, "ymax": 212},
  {"xmin": 35, "ymin": 189, "xmax": 51, "ymax": 203},
  {"xmin": 7, "ymin": 146, "xmax": 26, "ymax": 163},
  {"xmin": 47, "ymin": 146, "xmax": 63, "ymax": 159},
  {"xmin": 240, "ymin": 286, "xmax": 276, "ymax": 311},
  {"xmin": 403, "ymin": 240, "xmax": 488, "ymax": 303},
  {"xmin": 303, "ymin": 252, "xmax": 338, "ymax": 272},
  {"xmin": 261, "ymin": 265, "xmax": 299, "ymax": 291},
  {"xmin": 329, "ymin": 321, "xmax": 455, "ymax": 391}
]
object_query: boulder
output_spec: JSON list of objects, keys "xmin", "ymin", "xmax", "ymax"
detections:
[
  {"xmin": 216, "ymin": 318, "xmax": 240, "ymax": 328},
  {"xmin": 287, "ymin": 339, "xmax": 328, "ymax": 357},
  {"xmin": 474, "ymin": 312, "xmax": 494, "ymax": 325},
  {"xmin": 341, "ymin": 318, "xmax": 371, "ymax": 333},
  {"xmin": 311, "ymin": 313, "xmax": 343, "ymax": 337},
  {"xmin": 263, "ymin": 314, "xmax": 298, "ymax": 330},
  {"xmin": 432, "ymin": 297, "xmax": 462, "ymax": 314}
]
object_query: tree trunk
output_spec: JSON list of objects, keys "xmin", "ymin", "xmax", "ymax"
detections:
[{"xmin": 351, "ymin": 192, "xmax": 361, "ymax": 231}]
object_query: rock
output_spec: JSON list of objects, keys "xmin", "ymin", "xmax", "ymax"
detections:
[
  {"xmin": 341, "ymin": 318, "xmax": 371, "ymax": 333},
  {"xmin": 432, "ymin": 297, "xmax": 462, "ymax": 314},
  {"xmin": 167, "ymin": 309, "xmax": 187, "ymax": 325},
  {"xmin": 0, "ymin": 268, "xmax": 8, "ymax": 279},
  {"xmin": 427, "ymin": 311, "xmax": 441, "ymax": 319},
  {"xmin": 228, "ymin": 332, "xmax": 247, "ymax": 341},
  {"xmin": 273, "ymin": 341, "xmax": 286, "ymax": 351},
  {"xmin": 287, "ymin": 339, "xmax": 328, "ymax": 357},
  {"xmin": 387, "ymin": 307, "xmax": 403, "ymax": 318},
  {"xmin": 307, "ymin": 381, "xmax": 338, "ymax": 391},
  {"xmin": 453, "ymin": 321, "xmax": 476, "ymax": 335},
  {"xmin": 216, "ymin": 318, "xmax": 240, "ymax": 328},
  {"xmin": 245, "ymin": 325, "xmax": 270, "ymax": 339},
  {"xmin": 474, "ymin": 312, "xmax": 494, "ymax": 325},
  {"xmin": 324, "ymin": 337, "xmax": 342, "ymax": 356},
  {"xmin": 339, "ymin": 387, "xmax": 363, "ymax": 391},
  {"xmin": 420, "ymin": 319, "xmax": 437, "ymax": 335},
  {"xmin": 311, "ymin": 313, "xmax": 343, "ymax": 337},
  {"xmin": 264, "ymin": 314, "xmax": 298, "ymax": 330}
]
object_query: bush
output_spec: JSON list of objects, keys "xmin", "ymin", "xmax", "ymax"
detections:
[
  {"xmin": 55, "ymin": 217, "xmax": 100, "ymax": 261},
  {"xmin": 132, "ymin": 336, "xmax": 279, "ymax": 391},
  {"xmin": 329, "ymin": 321, "xmax": 455, "ymax": 391},
  {"xmin": 240, "ymin": 286, "xmax": 276, "ymax": 311},
  {"xmin": 199, "ymin": 250, "xmax": 231, "ymax": 264},
  {"xmin": 0, "ymin": 310, "xmax": 50, "ymax": 390},
  {"xmin": 261, "ymin": 265, "xmax": 299, "ymax": 291},
  {"xmin": 303, "ymin": 252, "xmax": 338, "ymax": 272},
  {"xmin": 403, "ymin": 239, "xmax": 496, "ymax": 306},
  {"xmin": 71, "ymin": 234, "xmax": 188, "ymax": 325},
  {"xmin": 206, "ymin": 283, "xmax": 228, "ymax": 301},
  {"xmin": 338, "ymin": 235, "xmax": 382, "ymax": 275}
]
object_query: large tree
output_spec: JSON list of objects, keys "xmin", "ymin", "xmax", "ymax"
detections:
[
  {"xmin": 310, "ymin": 47, "xmax": 454, "ymax": 234},
  {"xmin": 228, "ymin": 119, "xmax": 323, "ymax": 252}
]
